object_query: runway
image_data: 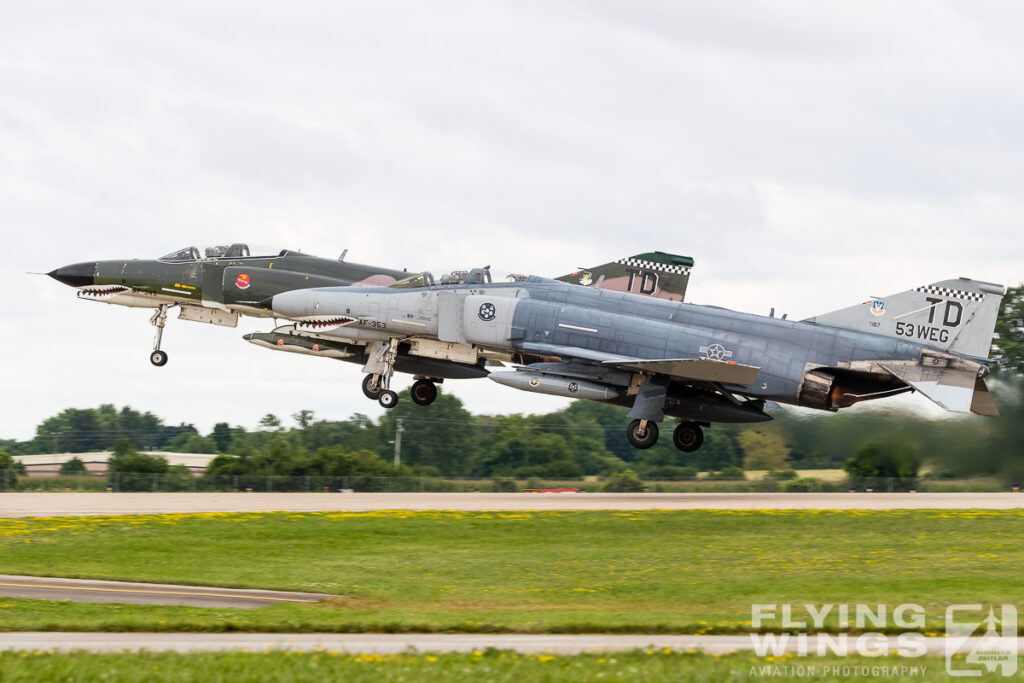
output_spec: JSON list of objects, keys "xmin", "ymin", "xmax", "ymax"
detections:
[
  {"xmin": 1, "ymin": 491, "xmax": 1022, "ymax": 517},
  {"xmin": 0, "ymin": 632, "xmax": 1018, "ymax": 655},
  {"xmin": 0, "ymin": 575, "xmax": 328, "ymax": 609}
]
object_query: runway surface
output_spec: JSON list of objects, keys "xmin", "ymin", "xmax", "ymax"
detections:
[
  {"xmin": 0, "ymin": 575, "xmax": 328, "ymax": 609},
  {"xmin": 0, "ymin": 632, "xmax": 1018, "ymax": 655},
  {"xmin": 1, "ymin": 492, "xmax": 1022, "ymax": 517}
]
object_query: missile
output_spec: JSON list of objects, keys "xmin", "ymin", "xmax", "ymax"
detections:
[{"xmin": 489, "ymin": 371, "xmax": 618, "ymax": 401}]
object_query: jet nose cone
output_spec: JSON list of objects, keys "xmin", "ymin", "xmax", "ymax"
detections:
[{"xmin": 48, "ymin": 262, "xmax": 97, "ymax": 288}]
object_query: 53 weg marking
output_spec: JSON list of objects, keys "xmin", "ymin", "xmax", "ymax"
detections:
[{"xmin": 894, "ymin": 297, "xmax": 963, "ymax": 343}]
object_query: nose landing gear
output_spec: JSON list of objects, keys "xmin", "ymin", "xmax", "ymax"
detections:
[
  {"xmin": 362, "ymin": 374, "xmax": 383, "ymax": 400},
  {"xmin": 363, "ymin": 338, "xmax": 401, "ymax": 409},
  {"xmin": 149, "ymin": 304, "xmax": 172, "ymax": 366},
  {"xmin": 626, "ymin": 419, "xmax": 660, "ymax": 449}
]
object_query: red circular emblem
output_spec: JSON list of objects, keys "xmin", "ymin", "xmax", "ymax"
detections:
[
  {"xmin": 276, "ymin": 338, "xmax": 284, "ymax": 346},
  {"xmin": 236, "ymin": 273, "xmax": 251, "ymax": 289},
  {"xmin": 312, "ymin": 344, "xmax": 320, "ymax": 352}
]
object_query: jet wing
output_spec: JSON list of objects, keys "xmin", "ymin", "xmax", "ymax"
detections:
[
  {"xmin": 520, "ymin": 343, "xmax": 762, "ymax": 385},
  {"xmin": 606, "ymin": 358, "xmax": 762, "ymax": 385},
  {"xmin": 519, "ymin": 343, "xmax": 634, "ymax": 364}
]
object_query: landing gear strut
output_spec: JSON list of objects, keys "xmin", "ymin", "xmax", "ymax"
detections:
[
  {"xmin": 672, "ymin": 421, "xmax": 704, "ymax": 452},
  {"xmin": 149, "ymin": 304, "xmax": 170, "ymax": 366},
  {"xmin": 626, "ymin": 419, "xmax": 659, "ymax": 449},
  {"xmin": 410, "ymin": 379, "xmax": 439, "ymax": 406},
  {"xmin": 363, "ymin": 338, "xmax": 400, "ymax": 409}
]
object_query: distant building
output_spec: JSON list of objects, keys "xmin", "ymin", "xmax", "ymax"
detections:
[{"xmin": 14, "ymin": 452, "xmax": 218, "ymax": 477}]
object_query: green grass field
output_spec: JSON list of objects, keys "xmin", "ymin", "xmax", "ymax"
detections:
[
  {"xmin": 0, "ymin": 650, "xmax": 973, "ymax": 682},
  {"xmin": 0, "ymin": 509, "xmax": 1021, "ymax": 633}
]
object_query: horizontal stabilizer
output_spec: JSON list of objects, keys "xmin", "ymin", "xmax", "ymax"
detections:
[
  {"xmin": 879, "ymin": 354, "xmax": 996, "ymax": 415},
  {"xmin": 606, "ymin": 358, "xmax": 762, "ymax": 385},
  {"xmin": 970, "ymin": 378, "xmax": 999, "ymax": 417}
]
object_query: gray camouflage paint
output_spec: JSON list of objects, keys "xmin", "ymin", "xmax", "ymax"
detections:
[{"xmin": 268, "ymin": 274, "xmax": 1004, "ymax": 423}]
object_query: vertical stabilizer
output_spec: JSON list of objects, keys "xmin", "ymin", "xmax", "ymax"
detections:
[
  {"xmin": 557, "ymin": 252, "xmax": 694, "ymax": 302},
  {"xmin": 807, "ymin": 278, "xmax": 1005, "ymax": 359}
]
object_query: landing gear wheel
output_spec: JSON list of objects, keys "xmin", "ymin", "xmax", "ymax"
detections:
[
  {"xmin": 150, "ymin": 350, "xmax": 168, "ymax": 367},
  {"xmin": 410, "ymin": 379, "xmax": 438, "ymax": 406},
  {"xmin": 673, "ymin": 422, "xmax": 704, "ymax": 452},
  {"xmin": 626, "ymin": 419, "xmax": 659, "ymax": 449},
  {"xmin": 362, "ymin": 374, "xmax": 383, "ymax": 400},
  {"xmin": 378, "ymin": 390, "xmax": 399, "ymax": 409}
]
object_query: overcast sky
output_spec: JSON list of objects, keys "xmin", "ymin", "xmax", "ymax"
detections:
[{"xmin": 3, "ymin": 2, "xmax": 1023, "ymax": 442}]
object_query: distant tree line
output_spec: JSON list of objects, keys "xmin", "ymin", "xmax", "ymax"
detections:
[{"xmin": 0, "ymin": 378, "xmax": 1021, "ymax": 483}]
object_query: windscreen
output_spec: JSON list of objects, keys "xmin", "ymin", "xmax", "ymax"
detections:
[{"xmin": 159, "ymin": 246, "xmax": 200, "ymax": 262}]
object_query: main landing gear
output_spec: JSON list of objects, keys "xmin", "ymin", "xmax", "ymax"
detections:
[
  {"xmin": 362, "ymin": 374, "xmax": 440, "ymax": 409},
  {"xmin": 625, "ymin": 419, "xmax": 705, "ymax": 452},
  {"xmin": 410, "ymin": 378, "xmax": 439, "ymax": 406},
  {"xmin": 361, "ymin": 339, "xmax": 442, "ymax": 410},
  {"xmin": 672, "ymin": 421, "xmax": 704, "ymax": 453},
  {"xmin": 149, "ymin": 304, "xmax": 171, "ymax": 366}
]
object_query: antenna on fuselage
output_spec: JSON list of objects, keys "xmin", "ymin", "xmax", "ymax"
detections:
[{"xmin": 338, "ymin": 249, "xmax": 348, "ymax": 262}]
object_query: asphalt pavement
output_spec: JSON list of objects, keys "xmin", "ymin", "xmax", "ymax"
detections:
[
  {"xmin": 0, "ymin": 632, "xmax": 1018, "ymax": 655},
  {"xmin": 0, "ymin": 574, "xmax": 328, "ymax": 609},
  {"xmin": 2, "ymin": 491, "xmax": 1023, "ymax": 517}
]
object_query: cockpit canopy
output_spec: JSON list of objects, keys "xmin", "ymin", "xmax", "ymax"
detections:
[
  {"xmin": 158, "ymin": 244, "xmax": 287, "ymax": 262},
  {"xmin": 389, "ymin": 267, "xmax": 493, "ymax": 289}
]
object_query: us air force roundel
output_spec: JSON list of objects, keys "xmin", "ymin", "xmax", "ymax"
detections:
[{"xmin": 478, "ymin": 302, "xmax": 496, "ymax": 321}]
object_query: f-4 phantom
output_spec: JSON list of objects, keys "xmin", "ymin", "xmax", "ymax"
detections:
[
  {"xmin": 48, "ymin": 244, "xmax": 410, "ymax": 367},
  {"xmin": 265, "ymin": 265, "xmax": 1004, "ymax": 451},
  {"xmin": 48, "ymin": 245, "xmax": 694, "ymax": 403}
]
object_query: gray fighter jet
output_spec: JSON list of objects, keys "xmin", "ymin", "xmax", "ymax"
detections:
[{"xmin": 264, "ymin": 266, "xmax": 1004, "ymax": 451}]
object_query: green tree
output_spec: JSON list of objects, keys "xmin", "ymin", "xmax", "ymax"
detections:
[
  {"xmin": 738, "ymin": 428, "xmax": 790, "ymax": 470},
  {"xmin": 107, "ymin": 439, "xmax": 176, "ymax": 491},
  {"xmin": 602, "ymin": 469, "xmax": 645, "ymax": 492},
  {"xmin": 0, "ymin": 449, "xmax": 19, "ymax": 488},
  {"xmin": 843, "ymin": 441, "xmax": 921, "ymax": 479},
  {"xmin": 378, "ymin": 390, "xmax": 479, "ymax": 475},
  {"xmin": 210, "ymin": 423, "xmax": 233, "ymax": 453},
  {"xmin": 59, "ymin": 457, "xmax": 87, "ymax": 475},
  {"xmin": 259, "ymin": 414, "xmax": 282, "ymax": 430},
  {"xmin": 292, "ymin": 410, "xmax": 315, "ymax": 429},
  {"xmin": 167, "ymin": 433, "xmax": 218, "ymax": 454},
  {"xmin": 992, "ymin": 284, "xmax": 1024, "ymax": 374}
]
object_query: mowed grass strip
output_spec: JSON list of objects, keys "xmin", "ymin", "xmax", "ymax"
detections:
[
  {"xmin": 0, "ymin": 510, "xmax": 1021, "ymax": 633},
  {"xmin": 0, "ymin": 650, "xmax": 965, "ymax": 683}
]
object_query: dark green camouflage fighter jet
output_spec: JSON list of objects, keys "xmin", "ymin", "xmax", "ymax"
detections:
[{"xmin": 49, "ymin": 244, "xmax": 694, "ymax": 403}]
